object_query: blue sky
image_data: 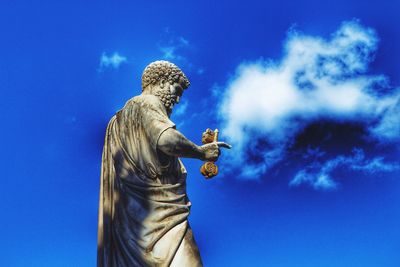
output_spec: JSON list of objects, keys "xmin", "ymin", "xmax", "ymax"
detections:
[{"xmin": 1, "ymin": 1, "xmax": 399, "ymax": 266}]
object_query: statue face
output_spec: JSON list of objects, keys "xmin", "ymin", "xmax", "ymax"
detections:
[
  {"xmin": 150, "ymin": 80, "xmax": 187, "ymax": 114},
  {"xmin": 168, "ymin": 82, "xmax": 185, "ymax": 104}
]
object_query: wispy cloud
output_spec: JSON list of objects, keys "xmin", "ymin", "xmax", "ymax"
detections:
[
  {"xmin": 174, "ymin": 100, "xmax": 189, "ymax": 117},
  {"xmin": 290, "ymin": 148, "xmax": 400, "ymax": 190},
  {"xmin": 158, "ymin": 31, "xmax": 190, "ymax": 61},
  {"xmin": 171, "ymin": 100, "xmax": 189, "ymax": 129},
  {"xmin": 197, "ymin": 68, "xmax": 205, "ymax": 75},
  {"xmin": 99, "ymin": 52, "xmax": 127, "ymax": 71},
  {"xmin": 217, "ymin": 20, "xmax": 400, "ymax": 187},
  {"xmin": 369, "ymin": 98, "xmax": 400, "ymax": 142},
  {"xmin": 157, "ymin": 30, "xmax": 204, "ymax": 75}
]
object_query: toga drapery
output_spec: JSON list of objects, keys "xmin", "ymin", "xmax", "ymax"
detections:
[{"xmin": 97, "ymin": 95, "xmax": 202, "ymax": 267}]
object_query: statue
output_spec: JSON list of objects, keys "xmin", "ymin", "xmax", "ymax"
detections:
[{"xmin": 97, "ymin": 61, "xmax": 231, "ymax": 267}]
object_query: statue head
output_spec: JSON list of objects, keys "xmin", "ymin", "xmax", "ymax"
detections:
[{"xmin": 141, "ymin": 60, "xmax": 190, "ymax": 112}]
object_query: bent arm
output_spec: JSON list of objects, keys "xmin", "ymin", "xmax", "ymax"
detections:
[{"xmin": 157, "ymin": 128, "xmax": 205, "ymax": 160}]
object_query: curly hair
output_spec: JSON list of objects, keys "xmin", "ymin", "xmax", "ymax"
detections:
[{"xmin": 141, "ymin": 60, "xmax": 190, "ymax": 91}]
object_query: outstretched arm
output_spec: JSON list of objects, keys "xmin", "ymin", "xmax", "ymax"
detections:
[{"xmin": 157, "ymin": 128, "xmax": 230, "ymax": 161}]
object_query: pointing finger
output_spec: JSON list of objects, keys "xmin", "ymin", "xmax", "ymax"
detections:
[{"xmin": 216, "ymin": 141, "xmax": 232, "ymax": 149}]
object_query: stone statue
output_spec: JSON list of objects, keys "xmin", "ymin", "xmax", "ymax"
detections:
[{"xmin": 97, "ymin": 61, "xmax": 231, "ymax": 267}]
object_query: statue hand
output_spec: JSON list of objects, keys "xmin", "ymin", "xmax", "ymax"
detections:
[{"xmin": 200, "ymin": 141, "xmax": 232, "ymax": 162}]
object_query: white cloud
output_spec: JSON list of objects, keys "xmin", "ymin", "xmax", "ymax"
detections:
[
  {"xmin": 369, "ymin": 98, "xmax": 400, "ymax": 142},
  {"xmin": 218, "ymin": 20, "xmax": 400, "ymax": 185},
  {"xmin": 99, "ymin": 52, "xmax": 127, "ymax": 70}
]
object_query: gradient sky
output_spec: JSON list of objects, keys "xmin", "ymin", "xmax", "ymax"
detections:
[{"xmin": 1, "ymin": 1, "xmax": 399, "ymax": 266}]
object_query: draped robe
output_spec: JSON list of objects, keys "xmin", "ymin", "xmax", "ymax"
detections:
[{"xmin": 97, "ymin": 94, "xmax": 203, "ymax": 267}]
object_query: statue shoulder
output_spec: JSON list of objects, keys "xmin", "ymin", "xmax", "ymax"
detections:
[
  {"xmin": 120, "ymin": 94, "xmax": 166, "ymax": 118},
  {"xmin": 132, "ymin": 94, "xmax": 164, "ymax": 110}
]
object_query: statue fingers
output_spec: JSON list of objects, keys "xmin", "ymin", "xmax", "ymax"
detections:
[{"xmin": 216, "ymin": 141, "xmax": 232, "ymax": 149}]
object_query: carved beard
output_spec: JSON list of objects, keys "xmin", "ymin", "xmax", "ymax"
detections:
[{"xmin": 154, "ymin": 88, "xmax": 177, "ymax": 113}]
